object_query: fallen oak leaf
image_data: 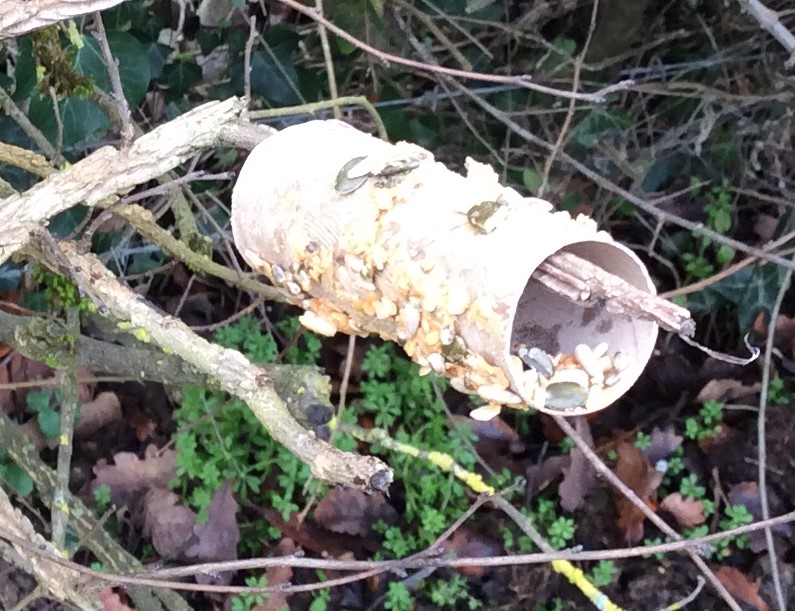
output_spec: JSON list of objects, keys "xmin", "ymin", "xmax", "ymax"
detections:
[
  {"xmin": 141, "ymin": 488, "xmax": 196, "ymax": 558},
  {"xmin": 659, "ymin": 492, "xmax": 705, "ymax": 528},
  {"xmin": 558, "ymin": 418, "xmax": 596, "ymax": 512},
  {"xmin": 728, "ymin": 481, "xmax": 792, "ymax": 552},
  {"xmin": 91, "ymin": 445, "xmax": 176, "ymax": 510},
  {"xmin": 253, "ymin": 538, "xmax": 297, "ymax": 611},
  {"xmin": 612, "ymin": 442, "xmax": 663, "ymax": 544},
  {"xmin": 714, "ymin": 566, "xmax": 770, "ymax": 611},
  {"xmin": 642, "ymin": 427, "xmax": 682, "ymax": 465},
  {"xmin": 184, "ymin": 481, "xmax": 240, "ymax": 585},
  {"xmin": 314, "ymin": 488, "xmax": 398, "ymax": 537},
  {"xmin": 438, "ymin": 526, "xmax": 502, "ymax": 577}
]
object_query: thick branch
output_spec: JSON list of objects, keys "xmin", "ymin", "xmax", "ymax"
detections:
[
  {"xmin": 0, "ymin": 309, "xmax": 333, "ymax": 429},
  {"xmin": 28, "ymin": 240, "xmax": 391, "ymax": 492},
  {"xmin": 0, "ymin": 0, "xmax": 130, "ymax": 38},
  {"xmin": 0, "ymin": 97, "xmax": 248, "ymax": 266}
]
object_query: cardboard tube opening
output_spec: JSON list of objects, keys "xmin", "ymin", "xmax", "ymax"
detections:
[{"xmin": 507, "ymin": 240, "xmax": 658, "ymax": 416}]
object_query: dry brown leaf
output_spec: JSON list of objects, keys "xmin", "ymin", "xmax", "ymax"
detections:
[
  {"xmin": 728, "ymin": 481, "xmax": 792, "ymax": 552},
  {"xmin": 450, "ymin": 414, "xmax": 521, "ymax": 445},
  {"xmin": 314, "ymin": 488, "xmax": 398, "ymax": 537},
  {"xmin": 754, "ymin": 311, "xmax": 795, "ymax": 358},
  {"xmin": 96, "ymin": 587, "xmax": 135, "ymax": 611},
  {"xmin": 253, "ymin": 538, "xmax": 297, "ymax": 611},
  {"xmin": 439, "ymin": 526, "xmax": 502, "ymax": 577},
  {"xmin": 659, "ymin": 492, "xmax": 705, "ymax": 528},
  {"xmin": 696, "ymin": 378, "xmax": 760, "ymax": 404},
  {"xmin": 696, "ymin": 421, "xmax": 730, "ymax": 453},
  {"xmin": 92, "ymin": 445, "xmax": 176, "ymax": 509},
  {"xmin": 613, "ymin": 442, "xmax": 663, "ymax": 543},
  {"xmin": 642, "ymin": 427, "xmax": 683, "ymax": 465},
  {"xmin": 128, "ymin": 411, "xmax": 158, "ymax": 441},
  {"xmin": 714, "ymin": 566, "xmax": 771, "ymax": 611},
  {"xmin": 75, "ymin": 391, "xmax": 122, "ymax": 438},
  {"xmin": 525, "ymin": 454, "xmax": 569, "ymax": 501},
  {"xmin": 184, "ymin": 482, "xmax": 240, "ymax": 584},
  {"xmin": 0, "ymin": 352, "xmax": 96, "ymax": 416},
  {"xmin": 558, "ymin": 419, "xmax": 596, "ymax": 512},
  {"xmin": 18, "ymin": 390, "xmax": 122, "ymax": 452},
  {"xmin": 141, "ymin": 488, "xmax": 196, "ymax": 557}
]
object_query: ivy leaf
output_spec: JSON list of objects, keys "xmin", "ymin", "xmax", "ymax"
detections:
[
  {"xmin": 76, "ymin": 31, "xmax": 151, "ymax": 107},
  {"xmin": 2, "ymin": 463, "xmax": 34, "ymax": 497},
  {"xmin": 38, "ymin": 410, "xmax": 61, "ymax": 440},
  {"xmin": 161, "ymin": 59, "xmax": 202, "ymax": 99}
]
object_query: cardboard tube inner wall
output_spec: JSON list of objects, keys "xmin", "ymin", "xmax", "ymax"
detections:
[{"xmin": 231, "ymin": 120, "xmax": 658, "ymax": 418}]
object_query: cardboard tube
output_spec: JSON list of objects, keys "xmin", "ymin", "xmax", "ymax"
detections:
[{"xmin": 231, "ymin": 120, "xmax": 658, "ymax": 418}]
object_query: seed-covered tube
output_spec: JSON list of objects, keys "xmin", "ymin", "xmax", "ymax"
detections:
[{"xmin": 231, "ymin": 120, "xmax": 659, "ymax": 418}]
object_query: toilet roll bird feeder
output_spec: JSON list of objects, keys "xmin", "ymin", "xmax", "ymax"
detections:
[{"xmin": 231, "ymin": 120, "xmax": 694, "ymax": 420}]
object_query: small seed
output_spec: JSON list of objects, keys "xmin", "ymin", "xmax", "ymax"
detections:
[
  {"xmin": 286, "ymin": 281, "xmax": 302, "ymax": 296},
  {"xmin": 466, "ymin": 200, "xmax": 507, "ymax": 234},
  {"xmin": 298, "ymin": 312, "xmax": 337, "ymax": 337},
  {"xmin": 603, "ymin": 372, "xmax": 622, "ymax": 387},
  {"xmin": 574, "ymin": 344, "xmax": 604, "ymax": 385},
  {"xmin": 271, "ymin": 263, "xmax": 286, "ymax": 285},
  {"xmin": 296, "ymin": 270, "xmax": 312, "ymax": 291},
  {"xmin": 427, "ymin": 353, "xmax": 446, "ymax": 374},
  {"xmin": 547, "ymin": 367, "xmax": 590, "ymax": 388},
  {"xmin": 440, "ymin": 326, "xmax": 455, "ymax": 346},
  {"xmin": 450, "ymin": 377, "xmax": 470, "ymax": 394},
  {"xmin": 521, "ymin": 368, "xmax": 539, "ymax": 392},
  {"xmin": 441, "ymin": 336, "xmax": 467, "ymax": 363},
  {"xmin": 425, "ymin": 329, "xmax": 440, "ymax": 346},
  {"xmin": 477, "ymin": 384, "xmax": 523, "ymax": 405},
  {"xmin": 545, "ymin": 381, "xmax": 588, "ymax": 411},
  {"xmin": 517, "ymin": 344, "xmax": 554, "ymax": 378},
  {"xmin": 612, "ymin": 351, "xmax": 629, "ymax": 372},
  {"xmin": 335, "ymin": 155, "xmax": 370, "ymax": 194},
  {"xmin": 469, "ymin": 403, "xmax": 502, "ymax": 421}
]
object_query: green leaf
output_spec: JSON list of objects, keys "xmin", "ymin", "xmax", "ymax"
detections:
[
  {"xmin": 48, "ymin": 206, "xmax": 89, "ymax": 239},
  {"xmin": 522, "ymin": 168, "xmax": 541, "ymax": 192},
  {"xmin": 3, "ymin": 463, "xmax": 34, "ymax": 497},
  {"xmin": 0, "ymin": 262, "xmax": 23, "ymax": 293},
  {"xmin": 75, "ymin": 31, "xmax": 151, "ymax": 107},
  {"xmin": 28, "ymin": 95, "xmax": 109, "ymax": 148},
  {"xmin": 247, "ymin": 50, "xmax": 301, "ymax": 107},
  {"xmin": 12, "ymin": 37, "xmax": 37, "ymax": 102},
  {"xmin": 161, "ymin": 59, "xmax": 202, "ymax": 99},
  {"xmin": 147, "ymin": 42, "xmax": 170, "ymax": 80},
  {"xmin": 26, "ymin": 390, "xmax": 52, "ymax": 413},
  {"xmin": 38, "ymin": 409, "xmax": 61, "ymax": 439}
]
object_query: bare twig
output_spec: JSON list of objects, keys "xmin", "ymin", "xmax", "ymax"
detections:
[
  {"xmin": 0, "ymin": 86, "xmax": 56, "ymax": 159},
  {"xmin": 537, "ymin": 251, "xmax": 695, "ymax": 335},
  {"xmin": 455, "ymin": 87, "xmax": 795, "ymax": 273},
  {"xmin": 0, "ymin": 488, "xmax": 98, "ymax": 609},
  {"xmin": 658, "ymin": 577, "xmax": 706, "ymax": 611},
  {"xmin": 92, "ymin": 11, "xmax": 134, "ymax": 145},
  {"xmin": 244, "ymin": 16, "xmax": 257, "ymax": 102},
  {"xmin": 276, "ymin": 0, "xmax": 634, "ymax": 103},
  {"xmin": 539, "ymin": 0, "xmax": 600, "ymax": 195},
  {"xmin": 50, "ymin": 308, "xmax": 80, "ymax": 551},
  {"xmin": 315, "ymin": 0, "xmax": 340, "ymax": 120},
  {"xmin": 755, "ymin": 253, "xmax": 791, "ymax": 611},
  {"xmin": 736, "ymin": 0, "xmax": 795, "ymax": 67}
]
